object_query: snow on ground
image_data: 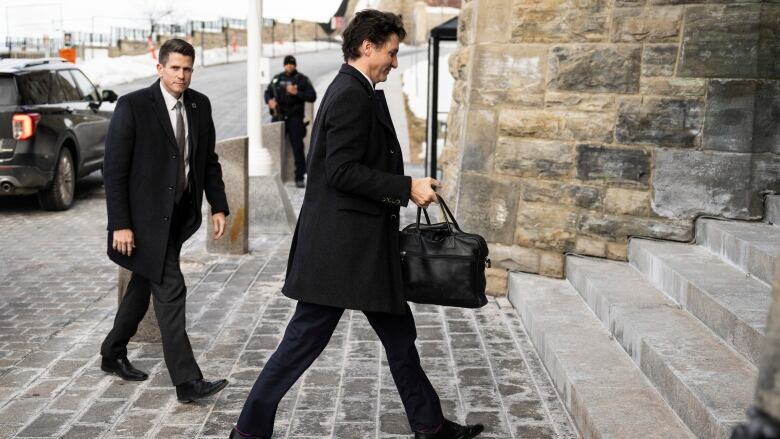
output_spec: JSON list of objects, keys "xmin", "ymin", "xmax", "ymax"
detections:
[
  {"xmin": 78, "ymin": 40, "xmax": 340, "ymax": 88},
  {"xmin": 401, "ymin": 51, "xmax": 453, "ymax": 121}
]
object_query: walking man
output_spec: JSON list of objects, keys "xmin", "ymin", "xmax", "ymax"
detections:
[
  {"xmin": 230, "ymin": 11, "xmax": 484, "ymax": 439},
  {"xmin": 100, "ymin": 38, "xmax": 230, "ymax": 402},
  {"xmin": 264, "ymin": 54, "xmax": 316, "ymax": 188}
]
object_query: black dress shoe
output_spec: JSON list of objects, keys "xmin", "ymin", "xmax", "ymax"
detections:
[
  {"xmin": 415, "ymin": 419, "xmax": 484, "ymax": 439},
  {"xmin": 176, "ymin": 378, "xmax": 228, "ymax": 402},
  {"xmin": 228, "ymin": 427, "xmax": 260, "ymax": 439},
  {"xmin": 100, "ymin": 356, "xmax": 148, "ymax": 381},
  {"xmin": 295, "ymin": 179, "xmax": 305, "ymax": 188}
]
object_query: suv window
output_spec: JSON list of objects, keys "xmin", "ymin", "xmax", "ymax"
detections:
[
  {"xmin": 52, "ymin": 70, "xmax": 82, "ymax": 103},
  {"xmin": 17, "ymin": 71, "xmax": 51, "ymax": 105},
  {"xmin": 70, "ymin": 69, "xmax": 99, "ymax": 102},
  {"xmin": 0, "ymin": 76, "xmax": 18, "ymax": 105}
]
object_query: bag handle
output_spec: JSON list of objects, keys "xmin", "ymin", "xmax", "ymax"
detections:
[{"xmin": 414, "ymin": 193, "xmax": 460, "ymax": 233}]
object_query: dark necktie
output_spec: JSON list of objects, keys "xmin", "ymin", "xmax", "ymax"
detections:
[{"xmin": 174, "ymin": 101, "xmax": 187, "ymax": 202}]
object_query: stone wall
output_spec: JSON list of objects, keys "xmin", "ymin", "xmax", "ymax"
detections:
[{"xmin": 443, "ymin": 0, "xmax": 780, "ymax": 287}]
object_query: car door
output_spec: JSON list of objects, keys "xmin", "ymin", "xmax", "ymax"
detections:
[{"xmin": 62, "ymin": 69, "xmax": 109, "ymax": 174}]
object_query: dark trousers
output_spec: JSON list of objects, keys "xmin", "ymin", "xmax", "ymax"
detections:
[
  {"xmin": 285, "ymin": 117, "xmax": 307, "ymax": 181},
  {"xmin": 236, "ymin": 301, "xmax": 444, "ymax": 438},
  {"xmin": 100, "ymin": 200, "xmax": 202, "ymax": 386}
]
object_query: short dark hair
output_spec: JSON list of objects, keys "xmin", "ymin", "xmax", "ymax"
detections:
[
  {"xmin": 158, "ymin": 38, "xmax": 195, "ymax": 65},
  {"xmin": 341, "ymin": 9, "xmax": 406, "ymax": 62}
]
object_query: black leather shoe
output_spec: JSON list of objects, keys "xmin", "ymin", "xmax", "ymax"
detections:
[
  {"xmin": 415, "ymin": 419, "xmax": 484, "ymax": 439},
  {"xmin": 100, "ymin": 356, "xmax": 148, "ymax": 381},
  {"xmin": 228, "ymin": 427, "xmax": 260, "ymax": 439},
  {"xmin": 295, "ymin": 179, "xmax": 305, "ymax": 188},
  {"xmin": 176, "ymin": 378, "xmax": 228, "ymax": 402}
]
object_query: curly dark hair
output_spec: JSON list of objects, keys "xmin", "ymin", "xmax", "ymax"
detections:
[
  {"xmin": 158, "ymin": 38, "xmax": 195, "ymax": 65},
  {"xmin": 341, "ymin": 9, "xmax": 406, "ymax": 62}
]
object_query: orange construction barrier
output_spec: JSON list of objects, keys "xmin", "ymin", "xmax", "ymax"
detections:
[{"xmin": 58, "ymin": 47, "xmax": 76, "ymax": 63}]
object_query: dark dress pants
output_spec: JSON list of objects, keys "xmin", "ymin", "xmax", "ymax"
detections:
[
  {"xmin": 236, "ymin": 301, "xmax": 444, "ymax": 438},
  {"xmin": 285, "ymin": 116, "xmax": 307, "ymax": 181},
  {"xmin": 100, "ymin": 200, "xmax": 203, "ymax": 386}
]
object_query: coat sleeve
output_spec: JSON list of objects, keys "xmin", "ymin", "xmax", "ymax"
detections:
[
  {"xmin": 264, "ymin": 79, "xmax": 274, "ymax": 104},
  {"xmin": 324, "ymin": 86, "xmax": 411, "ymax": 207},
  {"xmin": 297, "ymin": 75, "xmax": 316, "ymax": 103},
  {"xmin": 103, "ymin": 96, "xmax": 135, "ymax": 231},
  {"xmin": 202, "ymin": 97, "xmax": 230, "ymax": 216}
]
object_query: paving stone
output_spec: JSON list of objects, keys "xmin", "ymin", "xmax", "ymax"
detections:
[{"xmin": 16, "ymin": 412, "xmax": 72, "ymax": 437}]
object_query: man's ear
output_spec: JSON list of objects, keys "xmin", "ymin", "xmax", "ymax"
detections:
[{"xmin": 362, "ymin": 39, "xmax": 373, "ymax": 57}]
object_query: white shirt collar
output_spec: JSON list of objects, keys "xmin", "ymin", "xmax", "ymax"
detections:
[{"xmin": 159, "ymin": 81, "xmax": 184, "ymax": 110}]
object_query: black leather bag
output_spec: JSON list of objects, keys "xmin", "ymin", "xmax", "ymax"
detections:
[{"xmin": 399, "ymin": 194, "xmax": 490, "ymax": 308}]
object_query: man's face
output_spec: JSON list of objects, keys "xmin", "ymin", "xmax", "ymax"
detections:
[
  {"xmin": 157, "ymin": 52, "xmax": 194, "ymax": 97},
  {"xmin": 284, "ymin": 63, "xmax": 296, "ymax": 75},
  {"xmin": 365, "ymin": 33, "xmax": 399, "ymax": 85}
]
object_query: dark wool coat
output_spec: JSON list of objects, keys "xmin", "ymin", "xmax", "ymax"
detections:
[
  {"xmin": 282, "ymin": 64, "xmax": 412, "ymax": 315},
  {"xmin": 104, "ymin": 80, "xmax": 229, "ymax": 284}
]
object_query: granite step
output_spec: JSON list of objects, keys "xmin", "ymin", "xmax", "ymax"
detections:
[
  {"xmin": 507, "ymin": 272, "xmax": 695, "ymax": 439},
  {"xmin": 766, "ymin": 195, "xmax": 780, "ymax": 226},
  {"xmin": 629, "ymin": 238, "xmax": 769, "ymax": 366},
  {"xmin": 696, "ymin": 218, "xmax": 780, "ymax": 285},
  {"xmin": 566, "ymin": 256, "xmax": 756, "ymax": 439}
]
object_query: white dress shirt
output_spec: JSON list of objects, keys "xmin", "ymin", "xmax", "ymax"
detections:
[
  {"xmin": 353, "ymin": 66, "xmax": 375, "ymax": 89},
  {"xmin": 159, "ymin": 81, "xmax": 190, "ymax": 181}
]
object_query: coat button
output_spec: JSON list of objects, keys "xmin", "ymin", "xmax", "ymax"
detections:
[
  {"xmin": 168, "ymin": 185, "xmax": 173, "ymax": 190},
  {"xmin": 389, "ymin": 148, "xmax": 395, "ymax": 154},
  {"xmin": 172, "ymin": 154, "xmax": 177, "ymax": 159},
  {"xmin": 163, "ymin": 216, "xmax": 169, "ymax": 222},
  {"xmin": 390, "ymin": 214, "xmax": 397, "ymax": 220}
]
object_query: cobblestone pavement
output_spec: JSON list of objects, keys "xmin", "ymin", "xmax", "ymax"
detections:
[{"xmin": 0, "ymin": 175, "xmax": 577, "ymax": 438}]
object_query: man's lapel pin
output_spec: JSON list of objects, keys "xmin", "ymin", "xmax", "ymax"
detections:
[{"xmin": 191, "ymin": 102, "xmax": 197, "ymax": 109}]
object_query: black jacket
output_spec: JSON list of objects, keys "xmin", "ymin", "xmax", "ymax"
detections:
[
  {"xmin": 263, "ymin": 70, "xmax": 316, "ymax": 120},
  {"xmin": 282, "ymin": 64, "xmax": 411, "ymax": 315},
  {"xmin": 104, "ymin": 80, "xmax": 229, "ymax": 283}
]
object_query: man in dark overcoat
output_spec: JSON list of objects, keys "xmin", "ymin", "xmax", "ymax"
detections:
[
  {"xmin": 230, "ymin": 10, "xmax": 484, "ymax": 439},
  {"xmin": 100, "ymin": 38, "xmax": 230, "ymax": 402}
]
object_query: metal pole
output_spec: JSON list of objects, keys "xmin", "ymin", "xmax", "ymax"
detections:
[
  {"xmin": 426, "ymin": 35, "xmax": 440, "ymax": 178},
  {"xmin": 291, "ymin": 19, "xmax": 296, "ymax": 54},
  {"xmin": 248, "ymin": 0, "xmax": 270, "ymax": 177},
  {"xmin": 200, "ymin": 21, "xmax": 205, "ymax": 67},
  {"xmin": 225, "ymin": 23, "xmax": 229, "ymax": 64}
]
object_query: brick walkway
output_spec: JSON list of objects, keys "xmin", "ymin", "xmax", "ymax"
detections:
[{"xmin": 0, "ymin": 176, "xmax": 576, "ymax": 438}]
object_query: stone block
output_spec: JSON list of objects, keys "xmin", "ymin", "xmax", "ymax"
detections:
[
  {"xmin": 468, "ymin": 90, "xmax": 544, "ymax": 108},
  {"xmin": 494, "ymin": 138, "xmax": 574, "ymax": 178},
  {"xmin": 703, "ymin": 80, "xmax": 757, "ymax": 153},
  {"xmin": 605, "ymin": 188, "xmax": 651, "ymax": 216},
  {"xmin": 249, "ymin": 175, "xmax": 297, "ymax": 234},
  {"xmin": 611, "ymin": 7, "xmax": 683, "ymax": 43},
  {"xmin": 539, "ymin": 251, "xmax": 565, "ymax": 278},
  {"xmin": 118, "ymin": 267, "xmax": 159, "ymax": 342},
  {"xmin": 461, "ymin": 109, "xmax": 498, "ymax": 173},
  {"xmin": 548, "ymin": 45, "xmax": 642, "ymax": 93},
  {"xmin": 448, "ymin": 47, "xmax": 472, "ymax": 82},
  {"xmin": 578, "ymin": 212, "xmax": 692, "ymax": 241},
  {"xmin": 472, "ymin": 45, "xmax": 546, "ymax": 94},
  {"xmin": 755, "ymin": 81, "xmax": 780, "ymax": 155},
  {"xmin": 456, "ymin": 172, "xmax": 520, "ymax": 244},
  {"xmin": 652, "ymin": 149, "xmax": 763, "ymax": 219},
  {"xmin": 616, "ymin": 98, "xmax": 704, "ymax": 147},
  {"xmin": 499, "ymin": 109, "xmax": 614, "ymax": 143},
  {"xmin": 544, "ymin": 92, "xmax": 616, "ymax": 112},
  {"xmin": 642, "ymin": 44, "xmax": 678, "ymax": 77},
  {"xmin": 575, "ymin": 144, "xmax": 651, "ymax": 187},
  {"xmin": 640, "ymin": 78, "xmax": 706, "ymax": 96},
  {"xmin": 490, "ymin": 243, "xmax": 541, "ymax": 272},
  {"xmin": 520, "ymin": 178, "xmax": 603, "ymax": 210},
  {"xmin": 515, "ymin": 201, "xmax": 579, "ymax": 252},
  {"xmin": 485, "ymin": 267, "xmax": 509, "ymax": 296},
  {"xmin": 607, "ymin": 241, "xmax": 628, "ymax": 260},
  {"xmin": 575, "ymin": 236, "xmax": 608, "ymax": 257},
  {"xmin": 678, "ymin": 4, "xmax": 780, "ymax": 78},
  {"xmin": 475, "ymin": 0, "xmax": 513, "ymax": 43},
  {"xmin": 511, "ymin": 0, "xmax": 610, "ymax": 43},
  {"xmin": 207, "ymin": 137, "xmax": 248, "ymax": 255}
]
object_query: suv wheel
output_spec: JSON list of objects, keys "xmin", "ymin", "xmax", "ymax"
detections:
[{"xmin": 38, "ymin": 148, "xmax": 75, "ymax": 210}]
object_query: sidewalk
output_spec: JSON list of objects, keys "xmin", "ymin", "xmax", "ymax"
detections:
[{"xmin": 0, "ymin": 177, "xmax": 576, "ymax": 438}]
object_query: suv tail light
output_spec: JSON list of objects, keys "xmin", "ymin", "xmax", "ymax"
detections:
[{"xmin": 12, "ymin": 113, "xmax": 41, "ymax": 140}]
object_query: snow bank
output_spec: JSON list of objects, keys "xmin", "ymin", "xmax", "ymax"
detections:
[{"xmin": 401, "ymin": 52, "xmax": 453, "ymax": 121}]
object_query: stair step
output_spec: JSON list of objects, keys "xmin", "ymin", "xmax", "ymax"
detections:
[
  {"xmin": 507, "ymin": 272, "xmax": 695, "ymax": 439},
  {"xmin": 629, "ymin": 238, "xmax": 769, "ymax": 365},
  {"xmin": 696, "ymin": 218, "xmax": 780, "ymax": 285},
  {"xmin": 767, "ymin": 195, "xmax": 780, "ymax": 226},
  {"xmin": 566, "ymin": 256, "xmax": 756, "ymax": 439}
]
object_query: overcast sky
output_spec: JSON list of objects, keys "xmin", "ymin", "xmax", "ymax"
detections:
[{"xmin": 0, "ymin": 0, "xmax": 344, "ymax": 39}]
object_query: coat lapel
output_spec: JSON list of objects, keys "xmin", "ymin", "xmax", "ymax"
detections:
[
  {"xmin": 149, "ymin": 80, "xmax": 178, "ymax": 152},
  {"xmin": 373, "ymin": 90, "xmax": 397, "ymax": 136},
  {"xmin": 184, "ymin": 90, "xmax": 198, "ymax": 161}
]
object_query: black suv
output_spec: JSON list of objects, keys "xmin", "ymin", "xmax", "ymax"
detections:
[{"xmin": 0, "ymin": 58, "xmax": 117, "ymax": 210}]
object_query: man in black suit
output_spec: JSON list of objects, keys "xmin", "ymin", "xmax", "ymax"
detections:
[
  {"xmin": 100, "ymin": 38, "xmax": 229, "ymax": 402},
  {"xmin": 230, "ymin": 11, "xmax": 484, "ymax": 439}
]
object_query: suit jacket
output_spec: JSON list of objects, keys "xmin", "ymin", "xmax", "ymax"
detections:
[
  {"xmin": 104, "ymin": 79, "xmax": 229, "ymax": 284},
  {"xmin": 282, "ymin": 64, "xmax": 411, "ymax": 315}
]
